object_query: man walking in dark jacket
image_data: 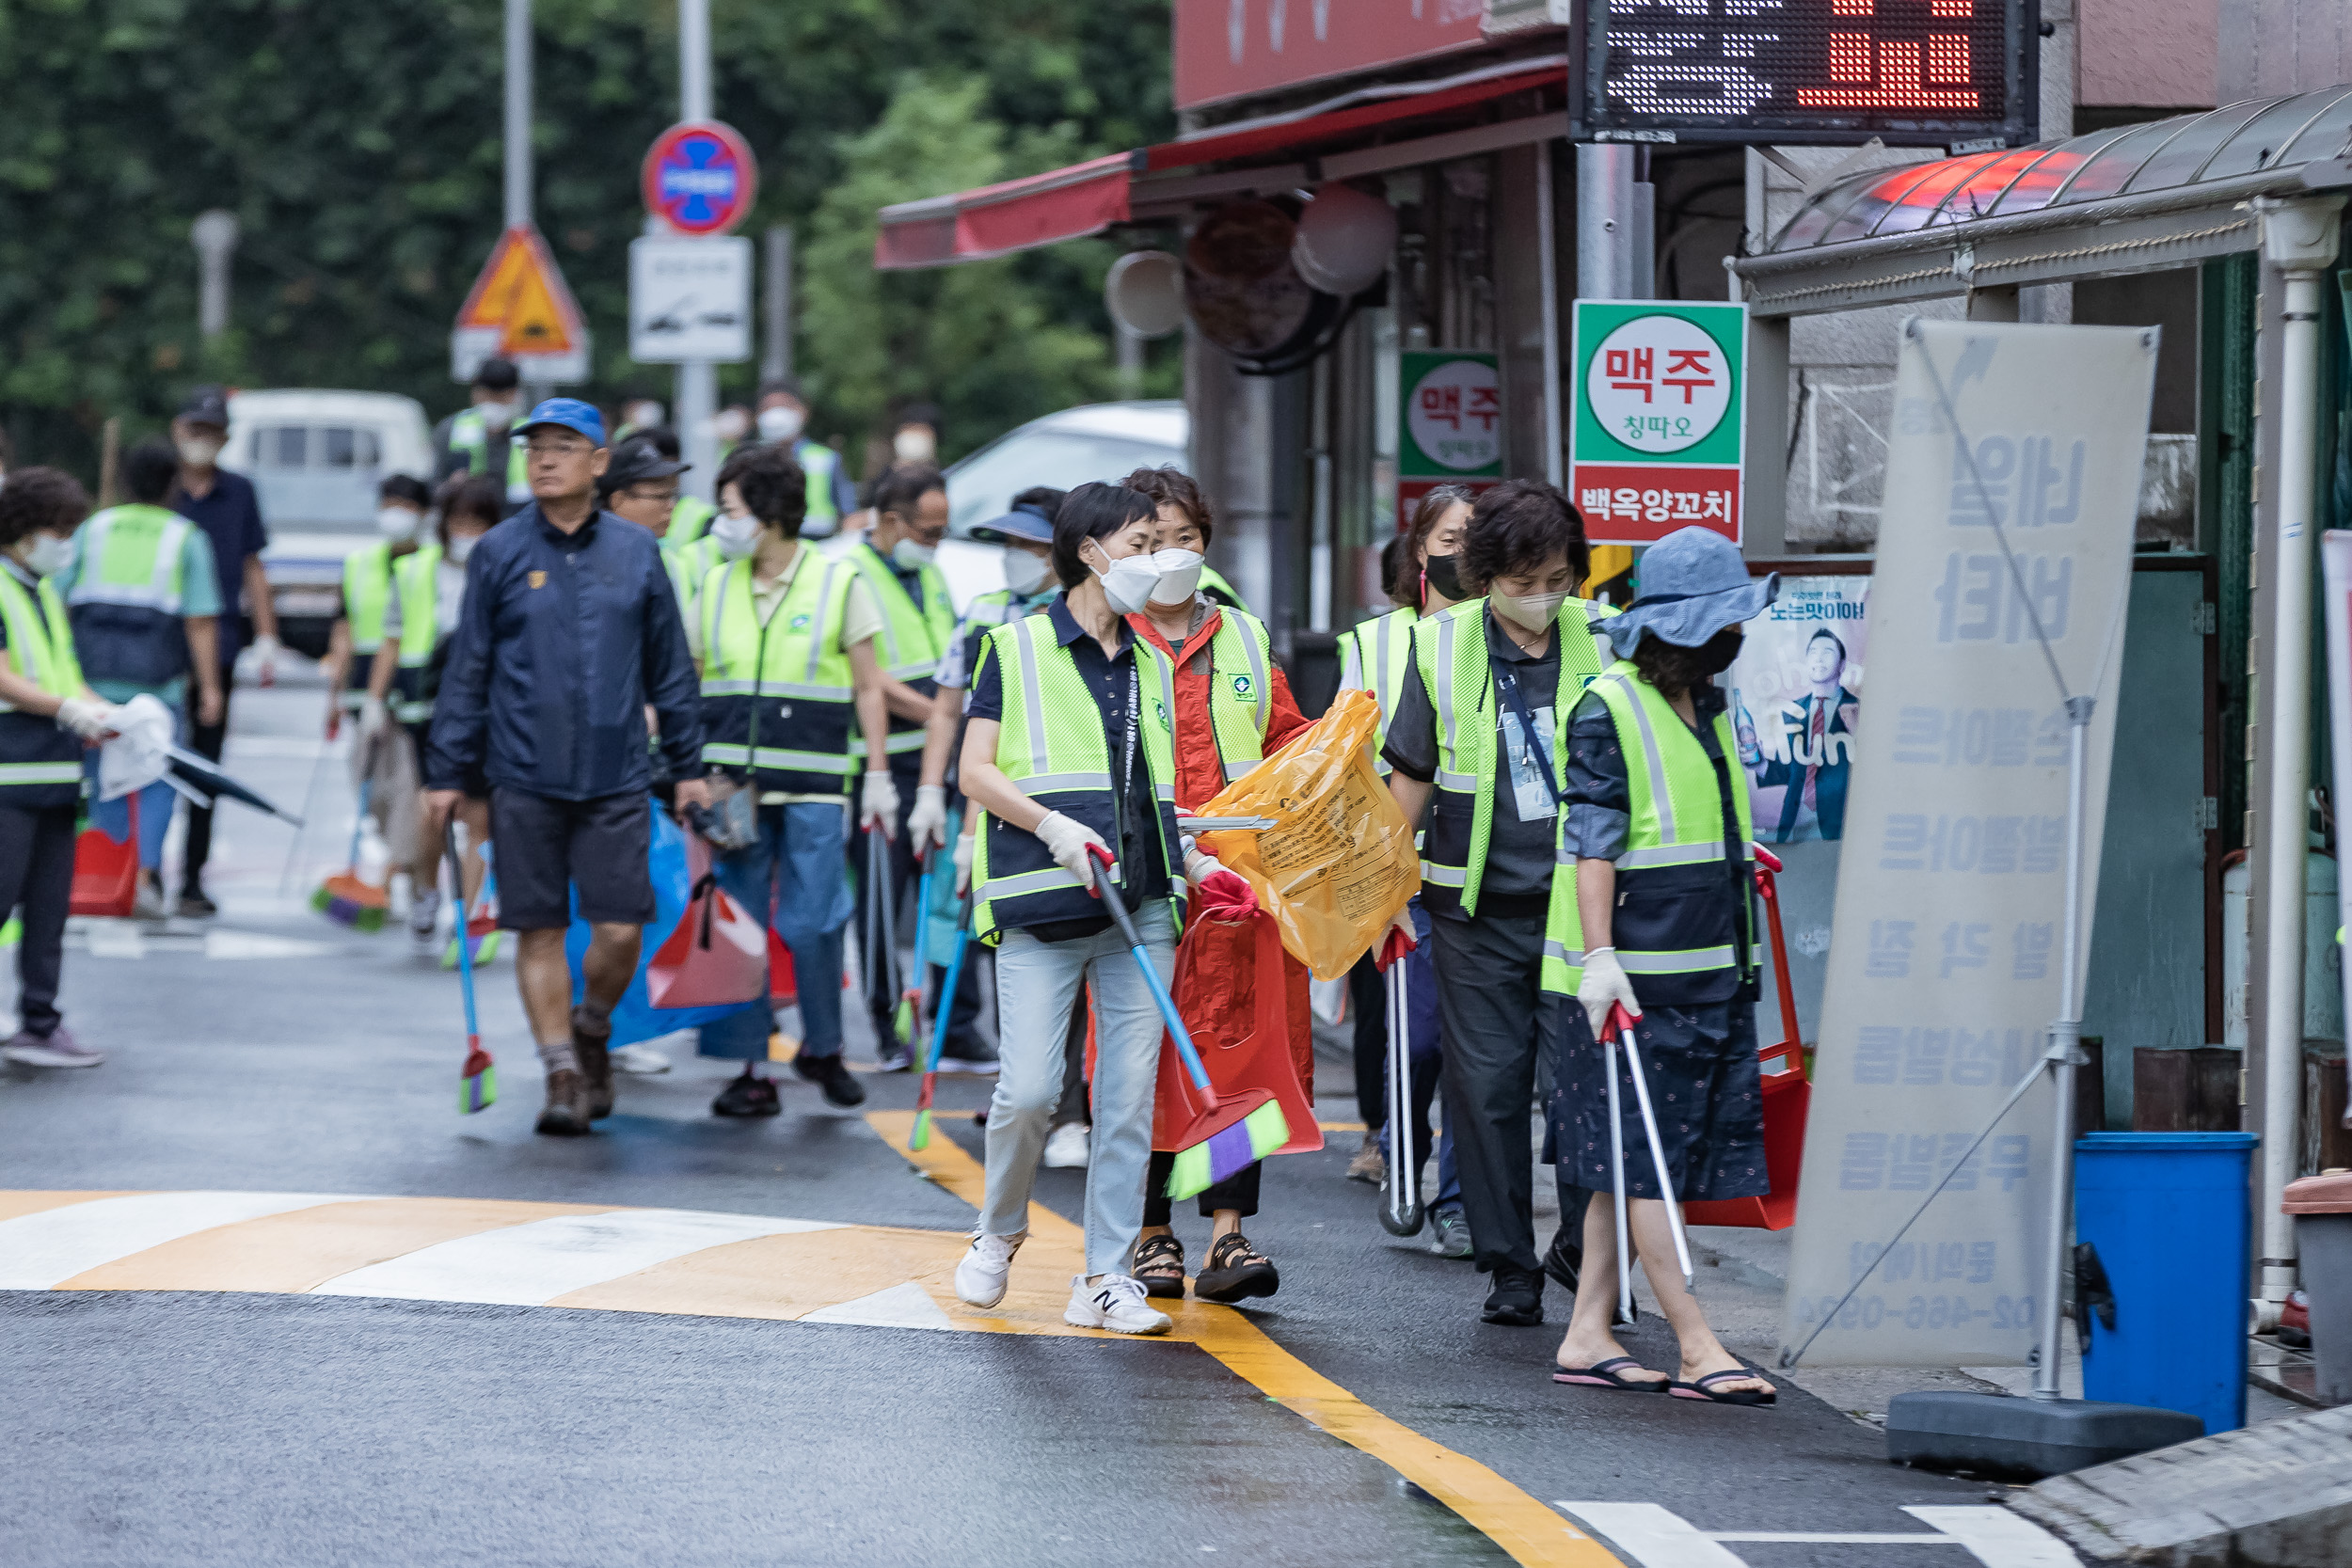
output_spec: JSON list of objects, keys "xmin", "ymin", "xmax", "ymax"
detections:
[{"xmin": 424, "ymin": 399, "xmax": 708, "ymax": 1136}]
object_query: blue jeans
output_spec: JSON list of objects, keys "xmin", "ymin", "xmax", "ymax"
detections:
[
  {"xmin": 87, "ymin": 753, "xmax": 177, "ymax": 874},
  {"xmin": 714, "ymin": 801, "xmax": 855, "ymax": 1059}
]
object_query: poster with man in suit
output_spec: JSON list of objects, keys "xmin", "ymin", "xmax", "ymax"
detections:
[{"xmin": 1731, "ymin": 577, "xmax": 1867, "ymax": 843}]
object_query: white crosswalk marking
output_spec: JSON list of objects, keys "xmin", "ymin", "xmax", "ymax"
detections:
[
  {"xmin": 0, "ymin": 1192, "xmax": 354, "ymax": 1289},
  {"xmin": 308, "ymin": 1207, "xmax": 845, "ymax": 1306},
  {"xmin": 802, "ymin": 1282, "xmax": 953, "ymax": 1330},
  {"xmin": 1557, "ymin": 1504, "xmax": 1749, "ymax": 1567},
  {"xmin": 1906, "ymin": 1506, "xmax": 2083, "ymax": 1567},
  {"xmin": 1558, "ymin": 1502, "xmax": 2076, "ymax": 1567}
]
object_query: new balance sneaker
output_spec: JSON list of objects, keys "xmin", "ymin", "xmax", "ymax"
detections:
[
  {"xmin": 792, "ymin": 1050, "xmax": 866, "ymax": 1107},
  {"xmin": 954, "ymin": 1230, "xmax": 1025, "ymax": 1308},
  {"xmin": 1041, "ymin": 1122, "xmax": 1090, "ymax": 1169},
  {"xmin": 1, "ymin": 1027, "xmax": 103, "ymax": 1068},
  {"xmin": 1430, "ymin": 1208, "xmax": 1474, "ymax": 1259},
  {"xmin": 1064, "ymin": 1273, "xmax": 1171, "ymax": 1336},
  {"xmin": 612, "ymin": 1043, "xmax": 671, "ymax": 1075}
]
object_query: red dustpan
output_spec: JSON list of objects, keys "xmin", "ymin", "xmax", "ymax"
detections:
[{"xmin": 1683, "ymin": 844, "xmax": 1811, "ymax": 1230}]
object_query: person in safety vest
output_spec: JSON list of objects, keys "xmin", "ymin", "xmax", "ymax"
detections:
[
  {"xmin": 1547, "ymin": 525, "xmax": 1777, "ymax": 1406},
  {"xmin": 846, "ymin": 462, "xmax": 961, "ymax": 1069},
  {"xmin": 1382, "ymin": 481, "xmax": 1618, "ymax": 1329},
  {"xmin": 1340, "ymin": 488, "xmax": 1472, "ymax": 1255},
  {"xmin": 56, "ymin": 440, "xmax": 226, "ymax": 920},
  {"xmin": 951, "ymin": 482, "xmax": 1189, "ymax": 1338},
  {"xmin": 598, "ymin": 438, "xmax": 695, "ymax": 613},
  {"xmin": 0, "ymin": 467, "xmax": 122, "ymax": 1069},
  {"xmin": 322, "ymin": 473, "xmax": 430, "ymax": 890},
  {"xmin": 752, "ymin": 379, "xmax": 858, "ymax": 541},
  {"xmin": 612, "ymin": 397, "xmax": 665, "ymax": 449},
  {"xmin": 436, "ymin": 357, "xmax": 529, "ymax": 510},
  {"xmin": 683, "ymin": 442, "xmax": 890, "ymax": 1115},
  {"xmin": 371, "ymin": 474, "xmax": 502, "ymax": 947},
  {"xmin": 1115, "ymin": 465, "xmax": 1311, "ymax": 1304}
]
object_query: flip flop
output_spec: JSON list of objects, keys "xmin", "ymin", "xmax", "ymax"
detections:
[
  {"xmin": 1669, "ymin": 1369, "xmax": 1777, "ymax": 1406},
  {"xmin": 1552, "ymin": 1356, "xmax": 1669, "ymax": 1392}
]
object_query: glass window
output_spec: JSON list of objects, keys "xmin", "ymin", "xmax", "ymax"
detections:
[
  {"xmin": 2124, "ymin": 103, "xmax": 2274, "ymax": 194},
  {"xmin": 262, "ymin": 426, "xmax": 307, "ymax": 468},
  {"xmin": 354, "ymin": 427, "xmax": 380, "ymax": 467},
  {"xmin": 2051, "ymin": 120, "xmax": 2185, "ymax": 206},
  {"xmin": 2202, "ymin": 87, "xmax": 2352, "ymax": 182},
  {"xmin": 321, "ymin": 427, "xmax": 357, "ymax": 467}
]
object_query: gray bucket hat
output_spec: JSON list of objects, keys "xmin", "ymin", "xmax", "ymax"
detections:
[{"xmin": 1594, "ymin": 526, "xmax": 1778, "ymax": 658}]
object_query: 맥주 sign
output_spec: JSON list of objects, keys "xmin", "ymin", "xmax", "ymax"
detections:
[
  {"xmin": 1398, "ymin": 350, "xmax": 1502, "ymax": 512},
  {"xmin": 1570, "ymin": 299, "xmax": 1746, "ymax": 545}
]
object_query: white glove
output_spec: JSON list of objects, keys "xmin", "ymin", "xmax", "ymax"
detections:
[
  {"xmin": 55, "ymin": 698, "xmax": 115, "ymax": 740},
  {"xmin": 907, "ymin": 784, "xmax": 948, "ymax": 852},
  {"xmin": 953, "ymin": 829, "xmax": 976, "ymax": 897},
  {"xmin": 253, "ymin": 634, "xmax": 281, "ymax": 688},
  {"xmin": 1578, "ymin": 947, "xmax": 1642, "ymax": 1039},
  {"xmin": 1035, "ymin": 810, "xmax": 1109, "ymax": 885},
  {"xmin": 358, "ymin": 695, "xmax": 389, "ymax": 741},
  {"xmin": 860, "ymin": 769, "xmax": 900, "ymax": 835}
]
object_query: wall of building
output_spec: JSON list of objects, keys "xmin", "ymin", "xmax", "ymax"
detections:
[{"xmin": 2079, "ymin": 0, "xmax": 2217, "ymax": 108}]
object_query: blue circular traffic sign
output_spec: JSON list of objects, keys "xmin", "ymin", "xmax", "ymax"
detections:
[{"xmin": 642, "ymin": 121, "xmax": 759, "ymax": 237}]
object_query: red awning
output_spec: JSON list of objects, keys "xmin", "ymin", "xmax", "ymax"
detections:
[{"xmin": 874, "ymin": 61, "xmax": 1561, "ymax": 271}]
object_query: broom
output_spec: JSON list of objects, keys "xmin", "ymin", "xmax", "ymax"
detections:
[
  {"xmin": 445, "ymin": 819, "xmax": 495, "ymax": 1113},
  {"xmin": 894, "ymin": 859, "xmax": 932, "ymax": 1049},
  {"xmin": 908, "ymin": 880, "xmax": 975, "ymax": 1152},
  {"xmin": 1086, "ymin": 848, "xmax": 1286, "ymax": 1200},
  {"xmin": 311, "ymin": 780, "xmax": 389, "ymax": 930}
]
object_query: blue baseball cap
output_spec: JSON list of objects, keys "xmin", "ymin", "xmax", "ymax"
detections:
[
  {"xmin": 970, "ymin": 501, "xmax": 1057, "ymax": 546},
  {"xmin": 517, "ymin": 397, "xmax": 606, "ymax": 447}
]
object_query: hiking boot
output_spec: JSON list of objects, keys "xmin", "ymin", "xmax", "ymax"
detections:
[
  {"xmin": 792, "ymin": 1050, "xmax": 866, "ymax": 1107},
  {"xmin": 955, "ymin": 1230, "xmax": 1025, "ymax": 1308},
  {"xmin": 2, "ymin": 1027, "xmax": 103, "ymax": 1069},
  {"xmin": 1193, "ymin": 1232, "xmax": 1280, "ymax": 1304},
  {"xmin": 1064, "ymin": 1274, "xmax": 1170, "ymax": 1336},
  {"xmin": 1481, "ymin": 1264, "xmax": 1544, "ymax": 1326},
  {"xmin": 534, "ymin": 1069, "xmax": 592, "ymax": 1136},
  {"xmin": 571, "ymin": 1006, "xmax": 614, "ymax": 1120},
  {"xmin": 1430, "ymin": 1208, "xmax": 1474, "ymax": 1259},
  {"xmin": 1346, "ymin": 1132, "xmax": 1385, "ymax": 1185},
  {"xmin": 711, "ymin": 1067, "xmax": 781, "ymax": 1117}
]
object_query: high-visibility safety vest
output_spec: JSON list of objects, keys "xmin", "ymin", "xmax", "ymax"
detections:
[
  {"xmin": 666, "ymin": 496, "xmax": 717, "ymax": 548},
  {"xmin": 799, "ymin": 443, "xmax": 844, "ymax": 531},
  {"xmin": 1200, "ymin": 564, "xmax": 1247, "ymax": 613},
  {"xmin": 1541, "ymin": 659, "xmax": 1758, "ymax": 1003},
  {"xmin": 1338, "ymin": 605, "xmax": 1418, "ymax": 773},
  {"xmin": 447, "ymin": 408, "xmax": 531, "ymax": 503},
  {"xmin": 970, "ymin": 614, "xmax": 1184, "ymax": 945},
  {"xmin": 389, "ymin": 544, "xmax": 446, "ymax": 724},
  {"xmin": 1408, "ymin": 597, "xmax": 1615, "ymax": 919},
  {"xmin": 0, "ymin": 565, "xmax": 89, "ymax": 803},
  {"xmin": 1189, "ymin": 605, "xmax": 1277, "ymax": 784},
  {"xmin": 63, "ymin": 503, "xmax": 194, "ymax": 689},
  {"xmin": 696, "ymin": 552, "xmax": 862, "ymax": 795},
  {"xmin": 342, "ymin": 541, "xmax": 397, "ymax": 654},
  {"xmin": 659, "ymin": 534, "xmax": 723, "ymax": 618},
  {"xmin": 848, "ymin": 541, "xmax": 955, "ymax": 763}
]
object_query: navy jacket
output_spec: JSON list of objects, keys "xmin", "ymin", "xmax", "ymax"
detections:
[{"xmin": 423, "ymin": 502, "xmax": 701, "ymax": 800}]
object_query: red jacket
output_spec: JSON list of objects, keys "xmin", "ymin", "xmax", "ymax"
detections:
[{"xmin": 1128, "ymin": 605, "xmax": 1312, "ymax": 813}]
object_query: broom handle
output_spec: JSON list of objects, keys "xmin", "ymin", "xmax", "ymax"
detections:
[
  {"xmin": 444, "ymin": 819, "xmax": 481, "ymax": 1040},
  {"xmin": 1088, "ymin": 849, "xmax": 1209, "ymax": 1091}
]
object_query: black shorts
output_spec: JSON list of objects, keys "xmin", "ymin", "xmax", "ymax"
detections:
[{"xmin": 488, "ymin": 787, "xmax": 654, "ymax": 930}]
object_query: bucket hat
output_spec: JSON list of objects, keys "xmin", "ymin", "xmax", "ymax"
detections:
[{"xmin": 1594, "ymin": 526, "xmax": 1778, "ymax": 658}]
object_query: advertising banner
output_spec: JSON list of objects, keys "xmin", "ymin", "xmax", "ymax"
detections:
[
  {"xmin": 1571, "ymin": 300, "xmax": 1746, "ymax": 545},
  {"xmin": 1398, "ymin": 349, "xmax": 1502, "ymax": 512},
  {"xmin": 1782, "ymin": 321, "xmax": 2155, "ymax": 1366},
  {"xmin": 1733, "ymin": 577, "xmax": 1869, "ymax": 845}
]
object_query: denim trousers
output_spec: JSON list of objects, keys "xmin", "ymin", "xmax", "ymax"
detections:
[
  {"xmin": 982, "ymin": 901, "xmax": 1175, "ymax": 1278},
  {"xmin": 715, "ymin": 800, "xmax": 855, "ymax": 1058}
]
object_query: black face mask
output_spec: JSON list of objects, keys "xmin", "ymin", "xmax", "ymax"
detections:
[
  {"xmin": 1692, "ymin": 626, "xmax": 1743, "ymax": 678},
  {"xmin": 1422, "ymin": 552, "xmax": 1467, "ymax": 604}
]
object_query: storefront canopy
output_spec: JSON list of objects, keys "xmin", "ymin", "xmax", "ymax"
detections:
[
  {"xmin": 1731, "ymin": 87, "xmax": 2352, "ymax": 316},
  {"xmin": 873, "ymin": 58, "xmax": 1564, "ymax": 270}
]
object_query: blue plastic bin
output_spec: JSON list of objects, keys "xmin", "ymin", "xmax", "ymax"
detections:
[{"xmin": 2074, "ymin": 1131, "xmax": 2258, "ymax": 1436}]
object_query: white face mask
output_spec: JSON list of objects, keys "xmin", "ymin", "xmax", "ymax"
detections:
[
  {"xmin": 713, "ymin": 409, "xmax": 751, "ymax": 443},
  {"xmin": 445, "ymin": 532, "xmax": 481, "ymax": 565},
  {"xmin": 176, "ymin": 436, "xmax": 223, "ymax": 467},
  {"xmin": 891, "ymin": 538, "xmax": 937, "ymax": 571},
  {"xmin": 22, "ymin": 532, "xmax": 72, "ymax": 578},
  {"xmin": 1089, "ymin": 545, "xmax": 1159, "ymax": 615},
  {"xmin": 376, "ymin": 506, "xmax": 421, "ymax": 541},
  {"xmin": 893, "ymin": 428, "xmax": 936, "ymax": 464},
  {"xmin": 757, "ymin": 405, "xmax": 805, "ymax": 443},
  {"xmin": 626, "ymin": 402, "xmax": 665, "ymax": 431},
  {"xmin": 1002, "ymin": 548, "xmax": 1051, "ymax": 597},
  {"xmin": 1145, "ymin": 547, "xmax": 1204, "ymax": 608},
  {"xmin": 1494, "ymin": 590, "xmax": 1570, "ymax": 633},
  {"xmin": 710, "ymin": 509, "xmax": 761, "ymax": 560},
  {"xmin": 476, "ymin": 400, "xmax": 516, "ymax": 433}
]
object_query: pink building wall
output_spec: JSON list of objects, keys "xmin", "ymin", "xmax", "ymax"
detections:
[{"xmin": 2078, "ymin": 0, "xmax": 2220, "ymax": 108}]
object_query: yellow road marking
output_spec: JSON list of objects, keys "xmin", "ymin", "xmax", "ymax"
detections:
[
  {"xmin": 0, "ymin": 1189, "xmax": 134, "ymax": 1224},
  {"xmin": 862, "ymin": 1113, "xmax": 1620, "ymax": 1568}
]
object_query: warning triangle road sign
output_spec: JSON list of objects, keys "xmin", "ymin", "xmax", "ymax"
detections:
[{"xmin": 450, "ymin": 224, "xmax": 591, "ymax": 383}]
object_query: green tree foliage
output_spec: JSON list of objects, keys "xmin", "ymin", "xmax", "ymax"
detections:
[{"xmin": 0, "ymin": 0, "xmax": 1170, "ymax": 481}]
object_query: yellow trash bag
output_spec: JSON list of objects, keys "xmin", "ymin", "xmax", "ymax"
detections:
[{"xmin": 1195, "ymin": 689, "xmax": 1421, "ymax": 981}]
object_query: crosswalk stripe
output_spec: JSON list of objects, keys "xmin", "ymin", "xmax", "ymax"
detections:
[
  {"xmin": 0, "ymin": 1191, "xmax": 355, "ymax": 1290},
  {"xmin": 803, "ymin": 1281, "xmax": 955, "ymax": 1330},
  {"xmin": 309, "ymin": 1207, "xmax": 846, "ymax": 1306}
]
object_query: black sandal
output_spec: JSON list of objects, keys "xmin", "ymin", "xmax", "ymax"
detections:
[
  {"xmin": 1193, "ymin": 1232, "xmax": 1279, "ymax": 1304},
  {"xmin": 1669, "ymin": 1368, "xmax": 1777, "ymax": 1406},
  {"xmin": 1134, "ymin": 1233, "xmax": 1188, "ymax": 1299}
]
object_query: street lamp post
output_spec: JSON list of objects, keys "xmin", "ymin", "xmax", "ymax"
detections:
[
  {"xmin": 190, "ymin": 210, "xmax": 239, "ymax": 341},
  {"xmin": 675, "ymin": 0, "xmax": 718, "ymax": 500}
]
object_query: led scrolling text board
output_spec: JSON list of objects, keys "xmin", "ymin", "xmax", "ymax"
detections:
[{"xmin": 1572, "ymin": 0, "xmax": 2040, "ymax": 149}]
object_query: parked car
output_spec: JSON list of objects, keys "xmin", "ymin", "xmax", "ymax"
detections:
[{"xmin": 221, "ymin": 389, "xmax": 436, "ymax": 659}]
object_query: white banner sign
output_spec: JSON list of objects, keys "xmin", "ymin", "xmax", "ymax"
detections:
[
  {"xmin": 629, "ymin": 235, "xmax": 753, "ymax": 363},
  {"xmin": 1782, "ymin": 321, "xmax": 2155, "ymax": 1366}
]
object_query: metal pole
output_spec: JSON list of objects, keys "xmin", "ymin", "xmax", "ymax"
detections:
[
  {"xmin": 763, "ymin": 225, "xmax": 794, "ymax": 383},
  {"xmin": 1116, "ymin": 325, "xmax": 1145, "ymax": 400},
  {"xmin": 1576, "ymin": 144, "xmax": 1635, "ymax": 302},
  {"xmin": 2034, "ymin": 695, "xmax": 2094, "ymax": 1397},
  {"xmin": 1535, "ymin": 143, "xmax": 1563, "ymax": 487},
  {"xmin": 1309, "ymin": 354, "xmax": 1333, "ymax": 633},
  {"xmin": 503, "ymin": 0, "xmax": 531, "ymax": 230},
  {"xmin": 678, "ymin": 0, "xmax": 711, "ymax": 120},
  {"xmin": 190, "ymin": 211, "xmax": 238, "ymax": 340},
  {"xmin": 675, "ymin": 0, "xmax": 717, "ymax": 500}
]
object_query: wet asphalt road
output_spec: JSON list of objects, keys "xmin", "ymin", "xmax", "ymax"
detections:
[{"xmin": 0, "ymin": 682, "xmax": 2027, "ymax": 1568}]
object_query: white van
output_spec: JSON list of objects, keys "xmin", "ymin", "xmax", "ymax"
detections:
[{"xmin": 220, "ymin": 389, "xmax": 437, "ymax": 658}]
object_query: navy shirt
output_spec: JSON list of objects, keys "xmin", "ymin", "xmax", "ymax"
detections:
[
  {"xmin": 423, "ymin": 502, "xmax": 702, "ymax": 800},
  {"xmin": 168, "ymin": 467, "xmax": 268, "ymax": 665}
]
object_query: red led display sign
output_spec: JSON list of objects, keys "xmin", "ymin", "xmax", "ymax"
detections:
[{"xmin": 1571, "ymin": 0, "xmax": 2039, "ymax": 148}]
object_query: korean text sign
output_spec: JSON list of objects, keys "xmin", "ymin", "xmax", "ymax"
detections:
[
  {"xmin": 1571, "ymin": 301, "xmax": 1746, "ymax": 546},
  {"xmin": 1782, "ymin": 321, "xmax": 2154, "ymax": 1367}
]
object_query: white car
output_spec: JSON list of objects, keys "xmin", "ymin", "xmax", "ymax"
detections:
[{"xmin": 221, "ymin": 389, "xmax": 437, "ymax": 659}]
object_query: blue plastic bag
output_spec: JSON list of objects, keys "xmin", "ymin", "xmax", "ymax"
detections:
[{"xmin": 567, "ymin": 803, "xmax": 760, "ymax": 1049}]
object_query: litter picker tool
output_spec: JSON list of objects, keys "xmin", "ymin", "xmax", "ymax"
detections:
[
  {"xmin": 909, "ymin": 880, "xmax": 977, "ymax": 1152},
  {"xmin": 863, "ymin": 824, "xmax": 897, "ymax": 1046},
  {"xmin": 1604, "ymin": 1001, "xmax": 1693, "ymax": 1323},
  {"xmin": 278, "ymin": 736, "xmax": 334, "ymax": 895},
  {"xmin": 1086, "ymin": 847, "xmax": 1286, "ymax": 1199},
  {"xmin": 897, "ymin": 856, "xmax": 931, "ymax": 1051},
  {"xmin": 1376, "ymin": 923, "xmax": 1423, "ymax": 1238},
  {"xmin": 444, "ymin": 818, "xmax": 495, "ymax": 1114}
]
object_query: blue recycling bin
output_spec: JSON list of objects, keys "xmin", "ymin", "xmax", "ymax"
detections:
[{"xmin": 2074, "ymin": 1132, "xmax": 2259, "ymax": 1436}]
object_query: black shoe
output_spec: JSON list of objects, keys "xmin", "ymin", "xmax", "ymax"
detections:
[
  {"xmin": 1543, "ymin": 1225, "xmax": 1582, "ymax": 1296},
  {"xmin": 1194, "ymin": 1232, "xmax": 1280, "ymax": 1304},
  {"xmin": 572, "ymin": 1006, "xmax": 614, "ymax": 1120},
  {"xmin": 711, "ymin": 1067, "xmax": 781, "ymax": 1118},
  {"xmin": 178, "ymin": 887, "xmax": 218, "ymax": 918},
  {"xmin": 874, "ymin": 1043, "xmax": 914, "ymax": 1072},
  {"xmin": 792, "ymin": 1051, "xmax": 867, "ymax": 1107},
  {"xmin": 1481, "ymin": 1264, "xmax": 1544, "ymax": 1326}
]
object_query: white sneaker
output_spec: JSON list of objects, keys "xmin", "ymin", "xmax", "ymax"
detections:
[
  {"xmin": 612, "ymin": 1043, "xmax": 672, "ymax": 1075},
  {"xmin": 2, "ymin": 1027, "xmax": 103, "ymax": 1068},
  {"xmin": 955, "ymin": 1230, "xmax": 1025, "ymax": 1308},
  {"xmin": 1042, "ymin": 1122, "xmax": 1090, "ymax": 1168},
  {"xmin": 1064, "ymin": 1273, "xmax": 1171, "ymax": 1336},
  {"xmin": 409, "ymin": 887, "xmax": 440, "ymax": 943}
]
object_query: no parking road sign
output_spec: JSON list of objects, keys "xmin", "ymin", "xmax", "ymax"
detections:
[
  {"xmin": 1571, "ymin": 300, "xmax": 1748, "ymax": 546},
  {"xmin": 642, "ymin": 121, "xmax": 759, "ymax": 236}
]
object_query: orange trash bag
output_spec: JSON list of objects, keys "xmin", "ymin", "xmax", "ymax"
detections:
[{"xmin": 1195, "ymin": 689, "xmax": 1420, "ymax": 981}]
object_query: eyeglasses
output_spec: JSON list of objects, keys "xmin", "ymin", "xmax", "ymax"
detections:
[
  {"xmin": 627, "ymin": 486, "xmax": 680, "ymax": 505},
  {"xmin": 524, "ymin": 436, "xmax": 593, "ymax": 458}
]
